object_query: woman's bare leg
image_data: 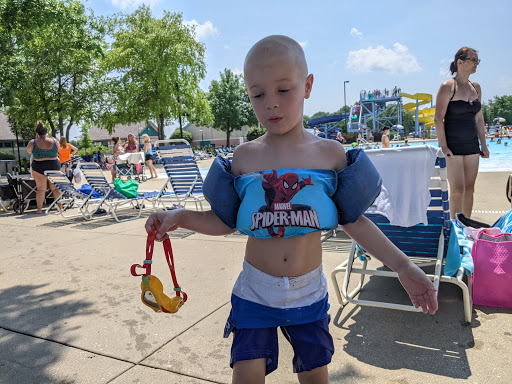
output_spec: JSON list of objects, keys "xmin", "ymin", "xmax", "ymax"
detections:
[
  {"xmin": 446, "ymin": 155, "xmax": 465, "ymax": 219},
  {"xmin": 461, "ymin": 154, "xmax": 480, "ymax": 218},
  {"xmin": 146, "ymin": 159, "xmax": 157, "ymax": 178},
  {"xmin": 32, "ymin": 170, "xmax": 48, "ymax": 214},
  {"xmin": 48, "ymin": 181, "xmax": 63, "ymax": 211}
]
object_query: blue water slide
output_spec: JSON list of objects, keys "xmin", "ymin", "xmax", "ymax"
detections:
[{"xmin": 307, "ymin": 113, "xmax": 350, "ymax": 139}]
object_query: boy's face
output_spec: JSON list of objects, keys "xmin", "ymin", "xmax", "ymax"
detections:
[{"xmin": 245, "ymin": 49, "xmax": 313, "ymax": 135}]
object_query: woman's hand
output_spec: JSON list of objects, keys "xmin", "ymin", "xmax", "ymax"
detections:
[
  {"xmin": 396, "ymin": 261, "xmax": 438, "ymax": 314},
  {"xmin": 440, "ymin": 145, "xmax": 453, "ymax": 158},
  {"xmin": 481, "ymin": 146, "xmax": 490, "ymax": 158}
]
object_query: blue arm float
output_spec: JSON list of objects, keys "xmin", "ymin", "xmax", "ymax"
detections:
[
  {"xmin": 203, "ymin": 156, "xmax": 241, "ymax": 229},
  {"xmin": 334, "ymin": 149, "xmax": 382, "ymax": 225}
]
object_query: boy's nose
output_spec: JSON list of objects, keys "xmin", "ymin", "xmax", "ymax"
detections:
[{"xmin": 265, "ymin": 96, "xmax": 279, "ymax": 110}]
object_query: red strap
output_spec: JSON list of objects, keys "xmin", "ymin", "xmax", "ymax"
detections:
[
  {"xmin": 162, "ymin": 237, "xmax": 187, "ymax": 302},
  {"xmin": 130, "ymin": 230, "xmax": 156, "ymax": 276},
  {"xmin": 131, "ymin": 231, "xmax": 187, "ymax": 303}
]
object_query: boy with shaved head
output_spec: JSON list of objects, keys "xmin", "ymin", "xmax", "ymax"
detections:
[{"xmin": 146, "ymin": 35, "xmax": 437, "ymax": 383}]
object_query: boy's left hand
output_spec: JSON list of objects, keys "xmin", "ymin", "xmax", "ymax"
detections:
[{"xmin": 397, "ymin": 262, "xmax": 438, "ymax": 315}]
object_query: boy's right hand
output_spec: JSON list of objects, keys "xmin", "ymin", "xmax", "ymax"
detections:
[{"xmin": 145, "ymin": 210, "xmax": 182, "ymax": 240}]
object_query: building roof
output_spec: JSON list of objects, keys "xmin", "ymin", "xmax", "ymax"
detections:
[
  {"xmin": 0, "ymin": 113, "xmax": 16, "ymax": 141},
  {"xmin": 89, "ymin": 121, "xmax": 158, "ymax": 142}
]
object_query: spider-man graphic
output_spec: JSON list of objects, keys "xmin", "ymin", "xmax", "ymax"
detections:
[{"xmin": 259, "ymin": 170, "xmax": 313, "ymax": 237}]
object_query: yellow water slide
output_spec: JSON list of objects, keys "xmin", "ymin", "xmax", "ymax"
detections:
[{"xmin": 402, "ymin": 93, "xmax": 435, "ymax": 126}]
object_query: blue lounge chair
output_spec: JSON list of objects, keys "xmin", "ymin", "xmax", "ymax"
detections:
[
  {"xmin": 154, "ymin": 139, "xmax": 206, "ymax": 211},
  {"xmin": 79, "ymin": 163, "xmax": 158, "ymax": 222},
  {"xmin": 44, "ymin": 170, "xmax": 105, "ymax": 219},
  {"xmin": 331, "ymin": 146, "xmax": 472, "ymax": 323}
]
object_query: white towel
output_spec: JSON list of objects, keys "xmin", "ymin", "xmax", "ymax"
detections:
[
  {"xmin": 117, "ymin": 152, "xmax": 145, "ymax": 164},
  {"xmin": 365, "ymin": 145, "xmax": 441, "ymax": 227}
]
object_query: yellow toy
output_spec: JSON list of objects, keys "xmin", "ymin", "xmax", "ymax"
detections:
[{"xmin": 131, "ymin": 230, "xmax": 187, "ymax": 313}]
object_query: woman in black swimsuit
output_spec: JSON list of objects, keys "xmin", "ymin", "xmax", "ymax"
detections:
[{"xmin": 434, "ymin": 47, "xmax": 489, "ymax": 219}]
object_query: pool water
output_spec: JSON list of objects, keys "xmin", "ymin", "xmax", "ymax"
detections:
[{"xmin": 406, "ymin": 139, "xmax": 512, "ymax": 172}]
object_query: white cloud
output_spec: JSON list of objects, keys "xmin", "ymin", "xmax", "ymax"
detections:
[
  {"xmin": 299, "ymin": 40, "xmax": 308, "ymax": 48},
  {"xmin": 346, "ymin": 43, "xmax": 422, "ymax": 74},
  {"xmin": 350, "ymin": 28, "xmax": 363, "ymax": 39},
  {"xmin": 184, "ymin": 20, "xmax": 218, "ymax": 41},
  {"xmin": 110, "ymin": 0, "xmax": 161, "ymax": 9}
]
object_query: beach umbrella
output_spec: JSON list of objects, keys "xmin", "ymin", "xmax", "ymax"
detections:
[{"xmin": 494, "ymin": 117, "xmax": 506, "ymax": 123}]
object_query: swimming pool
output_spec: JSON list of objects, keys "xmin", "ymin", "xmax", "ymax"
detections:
[
  {"xmin": 406, "ymin": 139, "xmax": 512, "ymax": 172},
  {"xmin": 197, "ymin": 138, "xmax": 512, "ymax": 176}
]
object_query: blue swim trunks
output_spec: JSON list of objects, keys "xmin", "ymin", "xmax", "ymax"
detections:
[{"xmin": 223, "ymin": 260, "xmax": 334, "ymax": 374}]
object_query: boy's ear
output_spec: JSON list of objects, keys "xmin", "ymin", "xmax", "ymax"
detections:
[{"xmin": 304, "ymin": 74, "xmax": 314, "ymax": 99}]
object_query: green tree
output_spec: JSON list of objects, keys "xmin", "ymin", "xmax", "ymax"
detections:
[
  {"xmin": 208, "ymin": 68, "xmax": 257, "ymax": 147},
  {"xmin": 246, "ymin": 126, "xmax": 266, "ymax": 141},
  {"xmin": 170, "ymin": 129, "xmax": 193, "ymax": 143},
  {"xmin": 79, "ymin": 124, "xmax": 93, "ymax": 149},
  {"xmin": 2, "ymin": 0, "xmax": 106, "ymax": 140},
  {"xmin": 102, "ymin": 6, "xmax": 212, "ymax": 140},
  {"xmin": 303, "ymin": 115, "xmax": 310, "ymax": 128},
  {"xmin": 488, "ymin": 95, "xmax": 512, "ymax": 125}
]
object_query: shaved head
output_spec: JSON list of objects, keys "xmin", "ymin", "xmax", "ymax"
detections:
[{"xmin": 244, "ymin": 35, "xmax": 308, "ymax": 79}]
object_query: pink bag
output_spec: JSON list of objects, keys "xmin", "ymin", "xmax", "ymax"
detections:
[{"xmin": 471, "ymin": 228, "xmax": 512, "ymax": 308}]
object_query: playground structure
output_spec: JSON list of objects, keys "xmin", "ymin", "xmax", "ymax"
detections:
[
  {"xmin": 356, "ymin": 88, "xmax": 434, "ymax": 139},
  {"xmin": 307, "ymin": 87, "xmax": 435, "ymax": 141},
  {"xmin": 352, "ymin": 88, "xmax": 403, "ymax": 140},
  {"xmin": 402, "ymin": 93, "xmax": 435, "ymax": 136}
]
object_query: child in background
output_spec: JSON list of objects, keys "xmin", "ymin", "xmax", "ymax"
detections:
[{"xmin": 145, "ymin": 35, "xmax": 437, "ymax": 383}]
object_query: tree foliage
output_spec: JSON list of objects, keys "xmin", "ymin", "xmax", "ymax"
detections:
[
  {"xmin": 2, "ymin": 0, "xmax": 106, "ymax": 140},
  {"xmin": 246, "ymin": 126, "xmax": 266, "ymax": 141},
  {"xmin": 487, "ymin": 95, "xmax": 512, "ymax": 125},
  {"xmin": 101, "ymin": 6, "xmax": 212, "ymax": 140},
  {"xmin": 208, "ymin": 68, "xmax": 257, "ymax": 146},
  {"xmin": 170, "ymin": 129, "xmax": 193, "ymax": 143}
]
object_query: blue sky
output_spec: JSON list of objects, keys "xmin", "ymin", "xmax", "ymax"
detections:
[{"xmin": 85, "ymin": 0, "xmax": 511, "ymax": 122}]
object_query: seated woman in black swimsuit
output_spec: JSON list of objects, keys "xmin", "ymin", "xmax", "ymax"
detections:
[{"xmin": 434, "ymin": 47, "xmax": 489, "ymax": 219}]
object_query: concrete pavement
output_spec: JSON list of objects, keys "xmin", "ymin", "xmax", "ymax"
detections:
[{"xmin": 0, "ymin": 164, "xmax": 511, "ymax": 383}]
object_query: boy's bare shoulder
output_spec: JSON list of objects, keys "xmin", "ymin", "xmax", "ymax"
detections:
[
  {"xmin": 310, "ymin": 135, "xmax": 347, "ymax": 172},
  {"xmin": 231, "ymin": 139, "xmax": 264, "ymax": 176}
]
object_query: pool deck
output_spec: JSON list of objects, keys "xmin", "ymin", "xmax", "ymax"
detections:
[{"xmin": 0, "ymin": 159, "xmax": 511, "ymax": 383}]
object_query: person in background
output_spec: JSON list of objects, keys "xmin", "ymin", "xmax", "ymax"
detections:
[
  {"xmin": 381, "ymin": 126, "xmax": 391, "ymax": 148},
  {"xmin": 403, "ymin": 139, "xmax": 410, "ymax": 147},
  {"xmin": 141, "ymin": 134, "xmax": 158, "ymax": 179},
  {"xmin": 434, "ymin": 46, "xmax": 489, "ymax": 219},
  {"xmin": 82, "ymin": 151, "xmax": 92, "ymax": 162},
  {"xmin": 109, "ymin": 136, "xmax": 124, "ymax": 182},
  {"xmin": 26, "ymin": 121, "xmax": 62, "ymax": 214},
  {"xmin": 58, "ymin": 136, "xmax": 78, "ymax": 173},
  {"xmin": 122, "ymin": 133, "xmax": 139, "ymax": 153}
]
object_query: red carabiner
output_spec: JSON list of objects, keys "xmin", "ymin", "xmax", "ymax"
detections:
[{"xmin": 130, "ymin": 230, "xmax": 157, "ymax": 277}]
